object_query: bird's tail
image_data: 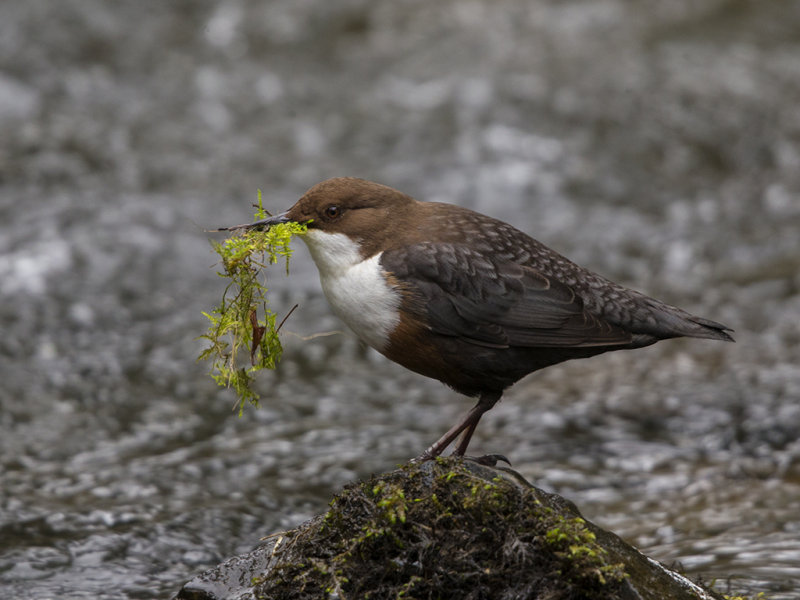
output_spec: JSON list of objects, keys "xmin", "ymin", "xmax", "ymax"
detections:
[
  {"xmin": 641, "ymin": 296, "xmax": 735, "ymax": 342},
  {"xmin": 682, "ymin": 315, "xmax": 735, "ymax": 342}
]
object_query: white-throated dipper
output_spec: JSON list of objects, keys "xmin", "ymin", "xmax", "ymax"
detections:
[{"xmin": 230, "ymin": 177, "xmax": 734, "ymax": 462}]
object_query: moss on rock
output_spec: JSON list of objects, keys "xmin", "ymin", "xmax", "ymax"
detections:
[
  {"xmin": 176, "ymin": 458, "xmax": 730, "ymax": 600},
  {"xmin": 259, "ymin": 459, "xmax": 625, "ymax": 599}
]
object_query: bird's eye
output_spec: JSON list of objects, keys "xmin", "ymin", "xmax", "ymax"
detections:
[{"xmin": 324, "ymin": 205, "xmax": 341, "ymax": 220}]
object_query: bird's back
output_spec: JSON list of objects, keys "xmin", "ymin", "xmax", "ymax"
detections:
[{"xmin": 404, "ymin": 201, "xmax": 733, "ymax": 347}]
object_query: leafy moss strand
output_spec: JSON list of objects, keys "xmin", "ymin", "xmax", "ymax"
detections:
[{"xmin": 198, "ymin": 195, "xmax": 307, "ymax": 413}]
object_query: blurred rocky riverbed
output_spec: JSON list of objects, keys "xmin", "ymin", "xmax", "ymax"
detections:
[{"xmin": 1, "ymin": 1, "xmax": 799, "ymax": 598}]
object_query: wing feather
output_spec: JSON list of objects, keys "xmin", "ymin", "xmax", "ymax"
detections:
[{"xmin": 381, "ymin": 242, "xmax": 632, "ymax": 349}]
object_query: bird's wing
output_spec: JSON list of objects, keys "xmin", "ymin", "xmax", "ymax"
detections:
[{"xmin": 381, "ymin": 242, "xmax": 632, "ymax": 349}]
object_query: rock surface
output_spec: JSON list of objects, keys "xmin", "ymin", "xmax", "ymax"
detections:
[{"xmin": 174, "ymin": 459, "xmax": 724, "ymax": 600}]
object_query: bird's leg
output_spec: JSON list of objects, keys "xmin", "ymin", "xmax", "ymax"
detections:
[
  {"xmin": 451, "ymin": 392, "xmax": 501, "ymax": 457},
  {"xmin": 452, "ymin": 419, "xmax": 480, "ymax": 457},
  {"xmin": 413, "ymin": 392, "xmax": 501, "ymax": 462}
]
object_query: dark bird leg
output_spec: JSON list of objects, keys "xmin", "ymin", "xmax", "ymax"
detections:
[
  {"xmin": 452, "ymin": 419, "xmax": 481, "ymax": 457},
  {"xmin": 413, "ymin": 392, "xmax": 501, "ymax": 462}
]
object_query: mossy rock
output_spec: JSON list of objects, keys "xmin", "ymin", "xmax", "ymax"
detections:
[{"xmin": 175, "ymin": 458, "xmax": 725, "ymax": 600}]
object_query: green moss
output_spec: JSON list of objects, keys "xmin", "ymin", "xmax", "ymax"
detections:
[
  {"xmin": 543, "ymin": 514, "xmax": 626, "ymax": 587},
  {"xmin": 721, "ymin": 592, "xmax": 768, "ymax": 600},
  {"xmin": 198, "ymin": 191, "xmax": 307, "ymax": 413},
  {"xmin": 255, "ymin": 459, "xmax": 628, "ymax": 599}
]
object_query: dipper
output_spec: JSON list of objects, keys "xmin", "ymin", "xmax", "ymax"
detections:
[{"xmin": 232, "ymin": 177, "xmax": 734, "ymax": 462}]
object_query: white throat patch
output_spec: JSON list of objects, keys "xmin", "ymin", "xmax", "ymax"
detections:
[{"xmin": 301, "ymin": 230, "xmax": 401, "ymax": 351}]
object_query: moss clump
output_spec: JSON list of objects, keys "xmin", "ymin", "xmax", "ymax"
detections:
[
  {"xmin": 720, "ymin": 592, "xmax": 768, "ymax": 600},
  {"xmin": 543, "ymin": 513, "xmax": 626, "ymax": 588},
  {"xmin": 255, "ymin": 459, "xmax": 627, "ymax": 599},
  {"xmin": 198, "ymin": 191, "xmax": 307, "ymax": 413}
]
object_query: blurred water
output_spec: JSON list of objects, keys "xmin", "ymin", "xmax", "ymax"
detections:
[{"xmin": 1, "ymin": 1, "xmax": 799, "ymax": 598}]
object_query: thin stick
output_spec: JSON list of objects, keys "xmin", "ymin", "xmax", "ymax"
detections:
[{"xmin": 276, "ymin": 304, "xmax": 299, "ymax": 333}]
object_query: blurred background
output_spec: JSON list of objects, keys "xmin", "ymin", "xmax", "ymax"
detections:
[{"xmin": 1, "ymin": 1, "xmax": 799, "ymax": 598}]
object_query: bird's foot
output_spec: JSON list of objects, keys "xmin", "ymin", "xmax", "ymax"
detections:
[
  {"xmin": 462, "ymin": 453, "xmax": 511, "ymax": 467},
  {"xmin": 410, "ymin": 451, "xmax": 510, "ymax": 467},
  {"xmin": 410, "ymin": 450, "xmax": 435, "ymax": 464}
]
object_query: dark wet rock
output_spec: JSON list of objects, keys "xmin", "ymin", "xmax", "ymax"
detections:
[
  {"xmin": 176, "ymin": 549, "xmax": 272, "ymax": 600},
  {"xmin": 174, "ymin": 458, "xmax": 723, "ymax": 600}
]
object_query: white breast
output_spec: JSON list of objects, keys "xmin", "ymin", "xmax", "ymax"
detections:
[{"xmin": 300, "ymin": 230, "xmax": 401, "ymax": 351}]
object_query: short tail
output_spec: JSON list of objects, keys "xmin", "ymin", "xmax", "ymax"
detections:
[
  {"xmin": 682, "ymin": 315, "xmax": 735, "ymax": 342},
  {"xmin": 643, "ymin": 296, "xmax": 735, "ymax": 342}
]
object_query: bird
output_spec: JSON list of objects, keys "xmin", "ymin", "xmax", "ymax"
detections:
[{"xmin": 230, "ymin": 177, "xmax": 734, "ymax": 462}]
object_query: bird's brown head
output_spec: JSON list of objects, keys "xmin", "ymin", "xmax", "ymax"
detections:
[
  {"xmin": 283, "ymin": 177, "xmax": 420, "ymax": 258},
  {"xmin": 224, "ymin": 177, "xmax": 425, "ymax": 263}
]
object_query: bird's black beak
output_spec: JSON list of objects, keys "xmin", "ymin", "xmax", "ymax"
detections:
[{"xmin": 216, "ymin": 212, "xmax": 291, "ymax": 232}]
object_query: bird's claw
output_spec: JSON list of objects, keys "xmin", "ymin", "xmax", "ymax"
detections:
[{"xmin": 464, "ymin": 453, "xmax": 511, "ymax": 467}]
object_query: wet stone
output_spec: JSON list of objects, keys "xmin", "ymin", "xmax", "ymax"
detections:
[{"xmin": 174, "ymin": 458, "xmax": 723, "ymax": 600}]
